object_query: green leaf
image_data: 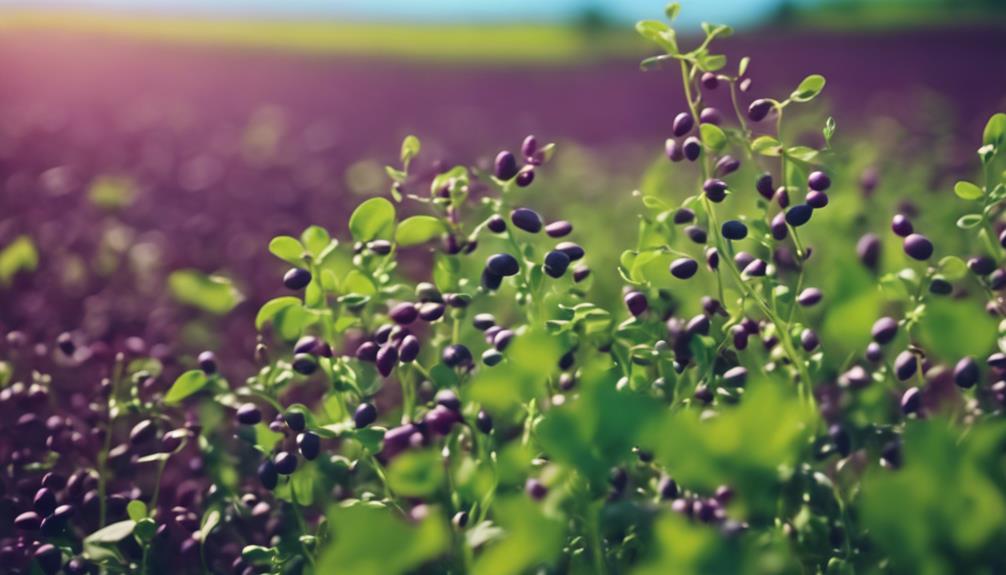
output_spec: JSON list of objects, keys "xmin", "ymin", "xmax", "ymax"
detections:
[
  {"xmin": 84, "ymin": 520, "xmax": 136, "ymax": 559},
  {"xmin": 983, "ymin": 112, "xmax": 1006, "ymax": 148},
  {"xmin": 954, "ymin": 180, "xmax": 983, "ymax": 200},
  {"xmin": 791, "ymin": 74, "xmax": 826, "ymax": 102},
  {"xmin": 737, "ymin": 55, "xmax": 750, "ymax": 77},
  {"xmin": 751, "ymin": 135, "xmax": 781, "ymax": 155},
  {"xmin": 197, "ymin": 509, "xmax": 220, "ymax": 542},
  {"xmin": 694, "ymin": 52, "xmax": 726, "ymax": 72},
  {"xmin": 699, "ymin": 123, "xmax": 727, "ymax": 154},
  {"xmin": 349, "ymin": 197, "xmax": 396, "ymax": 242},
  {"xmin": 473, "ymin": 497, "xmax": 564, "ymax": 575},
  {"xmin": 635, "ymin": 20, "xmax": 677, "ymax": 53},
  {"xmin": 785, "ymin": 146, "xmax": 819, "ymax": 163},
  {"xmin": 956, "ymin": 214, "xmax": 983, "ymax": 229},
  {"xmin": 255, "ymin": 297, "xmax": 302, "ymax": 331},
  {"xmin": 395, "ymin": 216, "xmax": 446, "ymax": 247},
  {"xmin": 823, "ymin": 116, "xmax": 836, "ymax": 145},
  {"xmin": 664, "ymin": 2, "xmax": 680, "ymax": 20},
  {"xmin": 88, "ymin": 174, "xmax": 136, "ymax": 210},
  {"xmin": 255, "ymin": 423, "xmax": 284, "ymax": 453},
  {"xmin": 268, "ymin": 236, "xmax": 306, "ymax": 266},
  {"xmin": 470, "ymin": 329, "xmax": 562, "ymax": 412},
  {"xmin": 387, "ymin": 449, "xmax": 444, "ymax": 497},
  {"xmin": 164, "ymin": 370, "xmax": 209, "ymax": 405},
  {"xmin": 938, "ymin": 256, "xmax": 968, "ymax": 280},
  {"xmin": 127, "ymin": 500, "xmax": 148, "ymax": 522},
  {"xmin": 918, "ymin": 298, "xmax": 997, "ymax": 359},
  {"xmin": 300, "ymin": 226, "xmax": 332, "ymax": 258},
  {"xmin": 862, "ymin": 420, "xmax": 1006, "ymax": 573},
  {"xmin": 168, "ymin": 270, "xmax": 243, "ymax": 314},
  {"xmin": 0, "ymin": 235, "xmax": 39, "ymax": 286},
  {"xmin": 134, "ymin": 518, "xmax": 157, "ymax": 542},
  {"xmin": 400, "ymin": 135, "xmax": 421, "ymax": 165},
  {"xmin": 317, "ymin": 504, "xmax": 449, "ymax": 575},
  {"xmin": 648, "ymin": 382, "xmax": 817, "ymax": 521}
]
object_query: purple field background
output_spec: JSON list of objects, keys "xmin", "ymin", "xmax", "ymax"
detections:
[{"xmin": 0, "ymin": 26, "xmax": 1004, "ymax": 373}]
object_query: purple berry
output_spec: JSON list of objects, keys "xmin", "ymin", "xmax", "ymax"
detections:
[
  {"xmin": 894, "ymin": 351, "xmax": 918, "ymax": 381},
  {"xmin": 903, "ymin": 233, "xmax": 934, "ymax": 261},
  {"xmin": 748, "ymin": 99, "xmax": 773, "ymax": 122},
  {"xmin": 624, "ymin": 291, "xmax": 648, "ymax": 317},
  {"xmin": 510, "ymin": 208, "xmax": 543, "ymax": 233},
  {"xmin": 807, "ymin": 171, "xmax": 831, "ymax": 192},
  {"xmin": 672, "ymin": 112, "xmax": 694, "ymax": 137},
  {"xmin": 555, "ymin": 242, "xmax": 585, "ymax": 261},
  {"xmin": 701, "ymin": 72, "xmax": 719, "ymax": 90},
  {"xmin": 797, "ymin": 287, "xmax": 822, "ymax": 306},
  {"xmin": 237, "ymin": 403, "xmax": 262, "ymax": 426},
  {"xmin": 389, "ymin": 302, "xmax": 418, "ymax": 325},
  {"xmin": 670, "ymin": 258, "xmax": 699, "ymax": 279},
  {"xmin": 806, "ymin": 190, "xmax": 829, "ymax": 209},
  {"xmin": 900, "ymin": 387, "xmax": 922, "ymax": 415},
  {"xmin": 871, "ymin": 317, "xmax": 899, "ymax": 345},
  {"xmin": 354, "ymin": 403, "xmax": 377, "ymax": 428},
  {"xmin": 721, "ymin": 220, "xmax": 748, "ymax": 240},
  {"xmin": 683, "ymin": 137, "xmax": 702, "ymax": 162},
  {"xmin": 665, "ymin": 139, "xmax": 683, "ymax": 162},
  {"xmin": 953, "ymin": 356, "xmax": 979, "ymax": 389},
  {"xmin": 442, "ymin": 344, "xmax": 472, "ymax": 368},
  {"xmin": 398, "ymin": 335, "xmax": 421, "ymax": 363},
  {"xmin": 857, "ymin": 234, "xmax": 881, "ymax": 269},
  {"xmin": 487, "ymin": 215, "xmax": 506, "ymax": 233},
  {"xmin": 515, "ymin": 167, "xmax": 535, "ymax": 187},
  {"xmin": 891, "ymin": 214, "xmax": 913, "ymax": 237},
  {"xmin": 283, "ymin": 268, "xmax": 311, "ymax": 290},
  {"xmin": 756, "ymin": 173, "xmax": 774, "ymax": 200},
  {"xmin": 376, "ymin": 345, "xmax": 398, "ymax": 377},
  {"xmin": 785, "ymin": 204, "xmax": 813, "ymax": 227},
  {"xmin": 486, "ymin": 253, "xmax": 520, "ymax": 277},
  {"xmin": 700, "ymin": 107, "xmax": 722, "ymax": 125},
  {"xmin": 545, "ymin": 220, "xmax": 572, "ymax": 238},
  {"xmin": 704, "ymin": 178, "xmax": 728, "ymax": 202},
  {"xmin": 543, "ymin": 250, "xmax": 571, "ymax": 278},
  {"xmin": 494, "ymin": 151, "xmax": 519, "ymax": 180}
]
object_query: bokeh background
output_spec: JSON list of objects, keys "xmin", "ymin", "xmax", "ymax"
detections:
[{"xmin": 1, "ymin": 0, "xmax": 1005, "ymax": 372}]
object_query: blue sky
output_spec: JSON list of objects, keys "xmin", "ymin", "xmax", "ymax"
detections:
[{"xmin": 0, "ymin": 0, "xmax": 794, "ymax": 25}]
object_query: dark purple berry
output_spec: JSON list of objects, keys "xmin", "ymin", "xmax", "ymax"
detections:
[
  {"xmin": 34, "ymin": 544, "xmax": 62, "ymax": 575},
  {"xmin": 284, "ymin": 411, "xmax": 306, "ymax": 432},
  {"xmin": 857, "ymin": 234, "xmax": 881, "ymax": 269},
  {"xmin": 624, "ymin": 291, "xmax": 648, "ymax": 317},
  {"xmin": 198, "ymin": 351, "xmax": 217, "ymax": 374},
  {"xmin": 486, "ymin": 253, "xmax": 520, "ymax": 277},
  {"xmin": 929, "ymin": 278, "xmax": 953, "ymax": 295},
  {"xmin": 389, "ymin": 302, "xmax": 418, "ymax": 325},
  {"xmin": 968, "ymin": 256, "xmax": 996, "ymax": 276},
  {"xmin": 670, "ymin": 258, "xmax": 698, "ymax": 279},
  {"xmin": 555, "ymin": 241, "xmax": 585, "ymax": 261},
  {"xmin": 900, "ymin": 387, "xmax": 921, "ymax": 415},
  {"xmin": 494, "ymin": 151, "xmax": 519, "ymax": 180},
  {"xmin": 354, "ymin": 403, "xmax": 377, "ymax": 429},
  {"xmin": 721, "ymin": 220, "xmax": 747, "ymax": 240},
  {"xmin": 487, "ymin": 215, "xmax": 506, "ymax": 233},
  {"xmin": 673, "ymin": 208, "xmax": 695, "ymax": 224},
  {"xmin": 398, "ymin": 335, "xmax": 420, "ymax": 363},
  {"xmin": 236, "ymin": 404, "xmax": 262, "ymax": 426},
  {"xmin": 672, "ymin": 112, "xmax": 694, "ymax": 137},
  {"xmin": 544, "ymin": 251, "xmax": 571, "ymax": 278},
  {"xmin": 127, "ymin": 419, "xmax": 156, "ymax": 446},
  {"xmin": 723, "ymin": 366, "xmax": 747, "ymax": 387},
  {"xmin": 376, "ymin": 346, "xmax": 398, "ymax": 377},
  {"xmin": 700, "ymin": 107, "xmax": 722, "ymax": 125},
  {"xmin": 704, "ymin": 178, "xmax": 728, "ymax": 202},
  {"xmin": 297, "ymin": 432, "xmax": 321, "ymax": 460},
  {"xmin": 475, "ymin": 410, "xmax": 493, "ymax": 434},
  {"xmin": 715, "ymin": 155, "xmax": 740, "ymax": 176},
  {"xmin": 56, "ymin": 332, "xmax": 75, "ymax": 356},
  {"xmin": 756, "ymin": 173, "xmax": 774, "ymax": 200},
  {"xmin": 743, "ymin": 258, "xmax": 767, "ymax": 277},
  {"xmin": 545, "ymin": 221, "xmax": 572, "ymax": 237},
  {"xmin": 801, "ymin": 329, "xmax": 819, "ymax": 351},
  {"xmin": 807, "ymin": 171, "xmax": 831, "ymax": 192},
  {"xmin": 891, "ymin": 214, "xmax": 913, "ymax": 237},
  {"xmin": 493, "ymin": 329, "xmax": 515, "ymax": 351},
  {"xmin": 683, "ymin": 137, "xmax": 702, "ymax": 161},
  {"xmin": 443, "ymin": 344, "xmax": 473, "ymax": 368},
  {"xmin": 515, "ymin": 167, "xmax": 535, "ymax": 187},
  {"xmin": 425, "ymin": 405, "xmax": 459, "ymax": 435},
  {"xmin": 785, "ymin": 204, "xmax": 813, "ymax": 227},
  {"xmin": 806, "ymin": 190, "xmax": 829, "ymax": 209},
  {"xmin": 526, "ymin": 479, "xmax": 548, "ymax": 500},
  {"xmin": 748, "ymin": 99, "xmax": 773, "ymax": 122},
  {"xmin": 903, "ymin": 234, "xmax": 933, "ymax": 261},
  {"xmin": 871, "ymin": 317, "xmax": 898, "ymax": 345},
  {"xmin": 482, "ymin": 349, "xmax": 503, "ymax": 366},
  {"xmin": 522, "ymin": 135, "xmax": 538, "ymax": 158},
  {"xmin": 705, "ymin": 247, "xmax": 719, "ymax": 270},
  {"xmin": 953, "ymin": 356, "xmax": 979, "ymax": 388},
  {"xmin": 274, "ymin": 452, "xmax": 297, "ymax": 475},
  {"xmin": 701, "ymin": 72, "xmax": 719, "ymax": 90},
  {"xmin": 481, "ymin": 269, "xmax": 503, "ymax": 291},
  {"xmin": 258, "ymin": 460, "xmax": 278, "ymax": 490},
  {"xmin": 435, "ymin": 389, "xmax": 462, "ymax": 412},
  {"xmin": 283, "ymin": 268, "xmax": 311, "ymax": 290},
  {"xmin": 292, "ymin": 353, "xmax": 318, "ymax": 375},
  {"xmin": 473, "ymin": 313, "xmax": 496, "ymax": 331},
  {"xmin": 356, "ymin": 341, "xmax": 379, "ymax": 362},
  {"xmin": 685, "ymin": 225, "xmax": 707, "ymax": 244},
  {"xmin": 665, "ymin": 139, "xmax": 683, "ymax": 162},
  {"xmin": 573, "ymin": 264, "xmax": 591, "ymax": 282},
  {"xmin": 510, "ymin": 208, "xmax": 543, "ymax": 233},
  {"xmin": 797, "ymin": 288, "xmax": 822, "ymax": 306},
  {"xmin": 895, "ymin": 351, "xmax": 918, "ymax": 381}
]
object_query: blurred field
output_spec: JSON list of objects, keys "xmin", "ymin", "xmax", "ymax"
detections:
[{"xmin": 0, "ymin": 10, "xmax": 1005, "ymax": 363}]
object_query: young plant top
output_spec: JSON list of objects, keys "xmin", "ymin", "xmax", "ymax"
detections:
[{"xmin": 2, "ymin": 3, "xmax": 1005, "ymax": 574}]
